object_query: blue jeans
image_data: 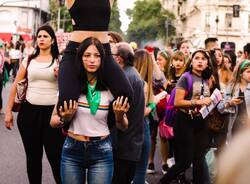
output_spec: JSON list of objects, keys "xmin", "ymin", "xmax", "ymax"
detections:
[
  {"xmin": 133, "ymin": 117, "xmax": 151, "ymax": 184},
  {"xmin": 61, "ymin": 136, "xmax": 113, "ymax": 184}
]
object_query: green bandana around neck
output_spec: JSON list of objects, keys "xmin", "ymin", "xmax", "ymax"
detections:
[{"xmin": 86, "ymin": 81, "xmax": 101, "ymax": 115}]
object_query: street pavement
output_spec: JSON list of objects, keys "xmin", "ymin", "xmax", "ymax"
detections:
[{"xmin": 0, "ymin": 81, "xmax": 164, "ymax": 184}]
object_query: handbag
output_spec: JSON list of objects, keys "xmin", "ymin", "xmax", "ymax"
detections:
[
  {"xmin": 205, "ymin": 108, "xmax": 225, "ymax": 133},
  {"xmin": 12, "ymin": 57, "xmax": 31, "ymax": 112},
  {"xmin": 159, "ymin": 120, "xmax": 174, "ymax": 139}
]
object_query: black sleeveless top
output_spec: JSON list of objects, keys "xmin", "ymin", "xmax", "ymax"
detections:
[{"xmin": 68, "ymin": 0, "xmax": 111, "ymax": 31}]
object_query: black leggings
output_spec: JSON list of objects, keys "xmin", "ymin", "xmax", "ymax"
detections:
[
  {"xmin": 17, "ymin": 101, "xmax": 65, "ymax": 184},
  {"xmin": 160, "ymin": 111, "xmax": 210, "ymax": 184},
  {"xmin": 58, "ymin": 41, "xmax": 133, "ymax": 107}
]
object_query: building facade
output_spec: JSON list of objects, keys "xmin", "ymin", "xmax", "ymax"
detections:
[
  {"xmin": 161, "ymin": 0, "xmax": 250, "ymax": 51},
  {"xmin": 0, "ymin": 0, "xmax": 50, "ymax": 41}
]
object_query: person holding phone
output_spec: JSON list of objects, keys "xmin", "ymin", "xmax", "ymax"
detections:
[{"xmin": 218, "ymin": 60, "xmax": 250, "ymax": 139}]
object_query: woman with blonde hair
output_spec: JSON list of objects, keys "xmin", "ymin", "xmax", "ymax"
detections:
[
  {"xmin": 146, "ymin": 49, "xmax": 170, "ymax": 174},
  {"xmin": 133, "ymin": 49, "xmax": 166, "ymax": 184}
]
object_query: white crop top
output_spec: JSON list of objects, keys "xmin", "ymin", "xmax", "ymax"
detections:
[
  {"xmin": 22, "ymin": 58, "xmax": 58, "ymax": 105},
  {"xmin": 68, "ymin": 90, "xmax": 114, "ymax": 137}
]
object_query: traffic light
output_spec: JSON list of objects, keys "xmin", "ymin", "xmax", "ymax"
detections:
[{"xmin": 233, "ymin": 5, "xmax": 240, "ymax": 18}]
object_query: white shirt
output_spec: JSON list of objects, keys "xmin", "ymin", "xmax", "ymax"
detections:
[
  {"xmin": 68, "ymin": 90, "xmax": 114, "ymax": 136},
  {"xmin": 22, "ymin": 58, "xmax": 58, "ymax": 105}
]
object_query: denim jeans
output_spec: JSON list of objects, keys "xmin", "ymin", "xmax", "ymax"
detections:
[
  {"xmin": 61, "ymin": 136, "xmax": 113, "ymax": 184},
  {"xmin": 133, "ymin": 117, "xmax": 151, "ymax": 184}
]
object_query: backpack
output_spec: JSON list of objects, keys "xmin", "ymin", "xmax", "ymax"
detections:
[{"xmin": 164, "ymin": 72, "xmax": 193, "ymax": 127}]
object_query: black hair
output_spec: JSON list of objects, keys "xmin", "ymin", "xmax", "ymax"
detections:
[
  {"xmin": 243, "ymin": 43, "xmax": 250, "ymax": 53},
  {"xmin": 176, "ymin": 40, "xmax": 188, "ymax": 50},
  {"xmin": 205, "ymin": 37, "xmax": 218, "ymax": 47},
  {"xmin": 224, "ymin": 50, "xmax": 236, "ymax": 70},
  {"xmin": 29, "ymin": 24, "xmax": 59, "ymax": 67},
  {"xmin": 153, "ymin": 47, "xmax": 160, "ymax": 60},
  {"xmin": 75, "ymin": 37, "xmax": 107, "ymax": 94},
  {"xmin": 188, "ymin": 49, "xmax": 214, "ymax": 80}
]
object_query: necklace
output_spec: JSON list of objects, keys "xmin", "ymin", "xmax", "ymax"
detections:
[{"xmin": 86, "ymin": 81, "xmax": 101, "ymax": 115}]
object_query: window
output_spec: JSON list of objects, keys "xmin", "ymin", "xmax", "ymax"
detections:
[
  {"xmin": 0, "ymin": 10, "xmax": 11, "ymax": 24},
  {"xmin": 225, "ymin": 13, "xmax": 232, "ymax": 28},
  {"xmin": 248, "ymin": 14, "xmax": 250, "ymax": 31},
  {"xmin": 205, "ymin": 12, "xmax": 210, "ymax": 28},
  {"xmin": 20, "ymin": 11, "xmax": 28, "ymax": 27}
]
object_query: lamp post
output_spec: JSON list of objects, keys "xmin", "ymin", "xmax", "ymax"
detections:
[{"xmin": 215, "ymin": 15, "xmax": 219, "ymax": 36}]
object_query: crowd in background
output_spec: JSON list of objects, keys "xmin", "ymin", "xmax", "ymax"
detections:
[{"xmin": 1, "ymin": 28, "xmax": 250, "ymax": 184}]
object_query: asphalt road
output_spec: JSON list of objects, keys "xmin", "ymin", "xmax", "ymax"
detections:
[{"xmin": 0, "ymin": 81, "xmax": 164, "ymax": 184}]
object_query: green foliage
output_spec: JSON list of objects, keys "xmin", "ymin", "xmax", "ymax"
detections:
[
  {"xmin": 127, "ymin": 0, "xmax": 175, "ymax": 45},
  {"xmin": 49, "ymin": 0, "xmax": 72, "ymax": 32},
  {"xmin": 109, "ymin": 0, "xmax": 122, "ymax": 33}
]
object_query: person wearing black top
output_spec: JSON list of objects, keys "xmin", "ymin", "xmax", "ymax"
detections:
[
  {"xmin": 58, "ymin": 0, "xmax": 133, "ymax": 112},
  {"xmin": 111, "ymin": 42, "xmax": 145, "ymax": 184}
]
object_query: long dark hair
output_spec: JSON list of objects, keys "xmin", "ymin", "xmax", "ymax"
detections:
[
  {"xmin": 186, "ymin": 49, "xmax": 214, "ymax": 80},
  {"xmin": 75, "ymin": 37, "xmax": 107, "ymax": 94},
  {"xmin": 29, "ymin": 24, "xmax": 59, "ymax": 67}
]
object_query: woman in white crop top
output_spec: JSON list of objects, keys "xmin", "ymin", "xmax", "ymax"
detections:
[
  {"xmin": 5, "ymin": 25, "xmax": 65, "ymax": 184},
  {"xmin": 58, "ymin": 0, "xmax": 133, "ymax": 117},
  {"xmin": 50, "ymin": 37, "xmax": 129, "ymax": 184}
]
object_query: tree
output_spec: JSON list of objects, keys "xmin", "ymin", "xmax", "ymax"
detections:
[
  {"xmin": 49, "ymin": 0, "xmax": 122, "ymax": 33},
  {"xmin": 127, "ymin": 0, "xmax": 175, "ymax": 45},
  {"xmin": 109, "ymin": 0, "xmax": 122, "ymax": 34},
  {"xmin": 49, "ymin": 0, "xmax": 72, "ymax": 32}
]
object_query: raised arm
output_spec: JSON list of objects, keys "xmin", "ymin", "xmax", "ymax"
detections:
[{"xmin": 113, "ymin": 96, "xmax": 130, "ymax": 131}]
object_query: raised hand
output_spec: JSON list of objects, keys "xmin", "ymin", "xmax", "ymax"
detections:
[
  {"xmin": 113, "ymin": 96, "xmax": 130, "ymax": 118},
  {"xmin": 59, "ymin": 100, "xmax": 78, "ymax": 122}
]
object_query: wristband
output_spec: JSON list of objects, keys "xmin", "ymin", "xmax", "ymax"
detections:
[{"xmin": 148, "ymin": 103, "xmax": 156, "ymax": 110}]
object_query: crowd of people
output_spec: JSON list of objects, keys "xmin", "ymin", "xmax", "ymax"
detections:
[{"xmin": 1, "ymin": 0, "xmax": 250, "ymax": 184}]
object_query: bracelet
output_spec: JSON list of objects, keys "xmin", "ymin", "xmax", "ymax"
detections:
[{"xmin": 148, "ymin": 103, "xmax": 156, "ymax": 110}]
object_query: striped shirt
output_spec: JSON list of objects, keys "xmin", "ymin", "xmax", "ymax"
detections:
[{"xmin": 68, "ymin": 90, "xmax": 114, "ymax": 136}]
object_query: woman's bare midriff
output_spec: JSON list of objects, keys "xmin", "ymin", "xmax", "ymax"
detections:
[
  {"xmin": 67, "ymin": 131, "xmax": 108, "ymax": 142},
  {"xmin": 69, "ymin": 31, "xmax": 109, "ymax": 43}
]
